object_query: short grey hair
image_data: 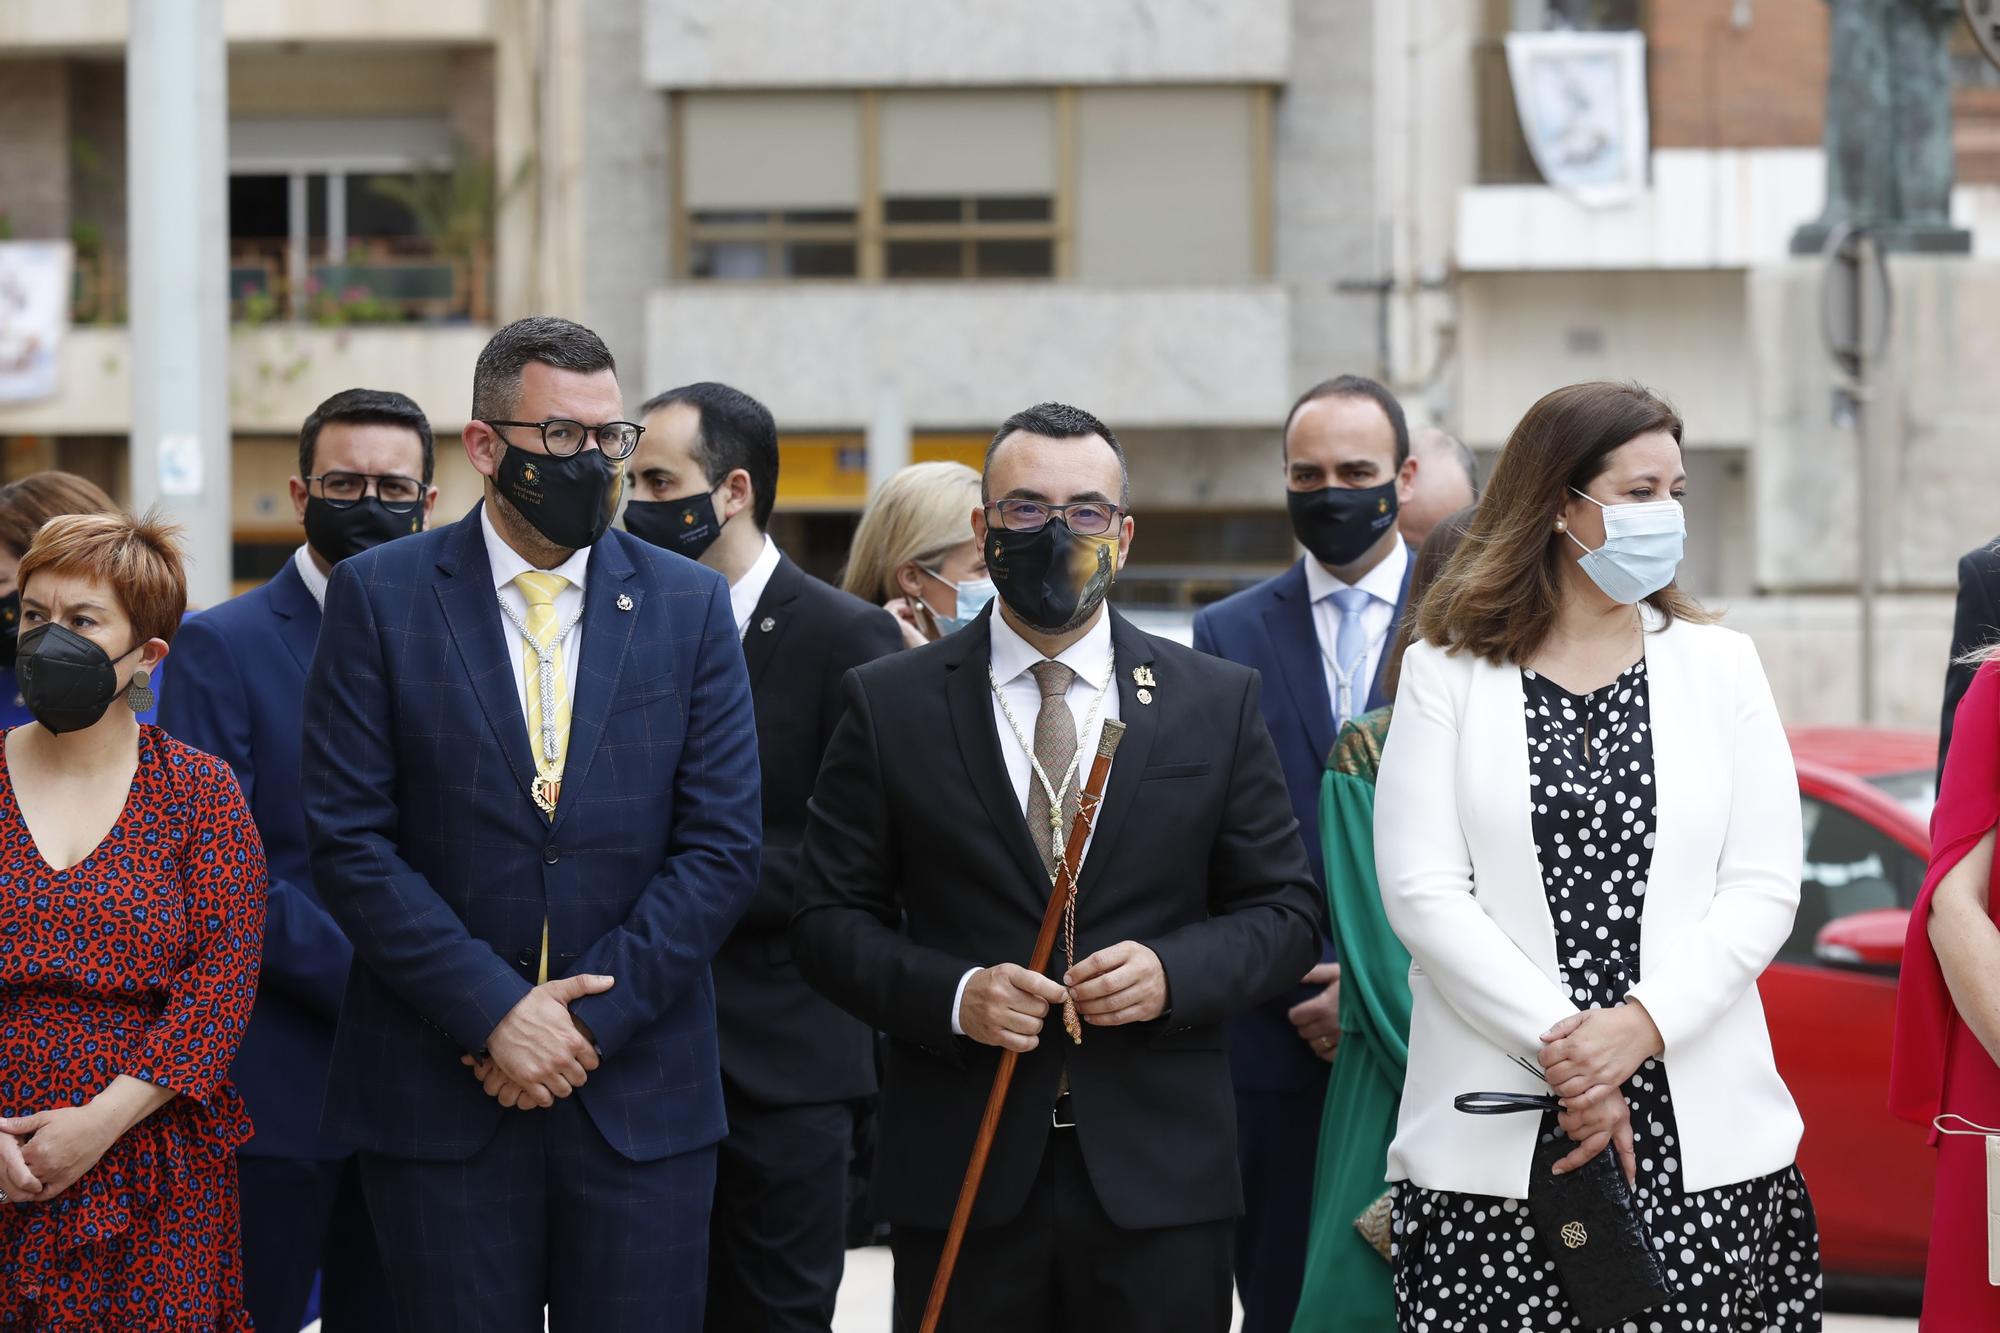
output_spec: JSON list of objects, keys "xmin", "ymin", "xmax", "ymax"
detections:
[{"xmin": 471, "ymin": 316, "xmax": 617, "ymax": 421}]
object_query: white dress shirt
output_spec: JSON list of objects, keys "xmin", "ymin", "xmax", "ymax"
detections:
[
  {"xmin": 952, "ymin": 606, "xmax": 1122, "ymax": 1034},
  {"xmin": 728, "ymin": 534, "xmax": 782, "ymax": 639},
  {"xmin": 293, "ymin": 544, "xmax": 329, "ymax": 608},
  {"xmin": 481, "ymin": 505, "xmax": 589, "ymax": 732},
  {"xmin": 1303, "ymin": 537, "xmax": 1409, "ymax": 725}
]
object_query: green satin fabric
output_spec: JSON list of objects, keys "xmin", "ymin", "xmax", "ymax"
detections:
[{"xmin": 1292, "ymin": 706, "xmax": 1412, "ymax": 1333}]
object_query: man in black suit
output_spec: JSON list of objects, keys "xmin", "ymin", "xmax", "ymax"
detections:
[
  {"xmin": 793, "ymin": 401, "xmax": 1321, "ymax": 1332},
  {"xmin": 1940, "ymin": 539, "xmax": 2000, "ymax": 776},
  {"xmin": 627, "ymin": 380, "xmax": 904, "ymax": 1332}
]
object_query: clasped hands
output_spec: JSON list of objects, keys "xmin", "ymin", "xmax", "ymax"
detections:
[
  {"xmin": 462, "ymin": 973, "xmax": 614, "ymax": 1109},
  {"xmin": 957, "ymin": 941, "xmax": 1167, "ymax": 1052},
  {"xmin": 1537, "ymin": 1000, "xmax": 1664, "ymax": 1188}
]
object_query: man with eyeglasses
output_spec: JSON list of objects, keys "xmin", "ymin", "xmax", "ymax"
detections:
[
  {"xmin": 301, "ymin": 317, "xmax": 762, "ymax": 1331},
  {"xmin": 793, "ymin": 401, "xmax": 1320, "ymax": 1331},
  {"xmin": 159, "ymin": 386, "xmax": 435, "ymax": 1333}
]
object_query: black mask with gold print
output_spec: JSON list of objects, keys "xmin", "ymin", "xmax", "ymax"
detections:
[
  {"xmin": 985, "ymin": 522, "xmax": 1119, "ymax": 635},
  {"xmin": 497, "ymin": 444, "xmax": 619, "ymax": 552}
]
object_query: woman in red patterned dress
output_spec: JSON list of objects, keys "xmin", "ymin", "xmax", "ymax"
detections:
[{"xmin": 0, "ymin": 513, "xmax": 265, "ymax": 1330}]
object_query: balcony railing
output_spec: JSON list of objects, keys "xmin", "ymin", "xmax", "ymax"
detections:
[{"xmin": 71, "ymin": 239, "xmax": 491, "ymax": 326}]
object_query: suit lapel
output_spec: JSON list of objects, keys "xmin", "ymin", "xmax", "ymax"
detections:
[
  {"xmin": 1262, "ymin": 560, "xmax": 1336, "ymax": 764},
  {"xmin": 741, "ymin": 554, "xmax": 804, "ymax": 691},
  {"xmin": 944, "ymin": 612, "xmax": 1051, "ymax": 899},
  {"xmin": 1076, "ymin": 609, "xmax": 1157, "ymax": 896},
  {"xmin": 433, "ymin": 507, "xmax": 540, "ymax": 809},
  {"xmin": 550, "ymin": 535, "xmax": 640, "ymax": 834},
  {"xmin": 266, "ymin": 557, "xmax": 323, "ymax": 675},
  {"xmin": 1366, "ymin": 542, "xmax": 1417, "ymax": 712}
]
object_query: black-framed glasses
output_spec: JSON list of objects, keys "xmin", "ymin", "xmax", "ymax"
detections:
[
  {"xmin": 985, "ymin": 498, "xmax": 1124, "ymax": 537},
  {"xmin": 486, "ymin": 418, "xmax": 644, "ymax": 461},
  {"xmin": 308, "ymin": 472, "xmax": 426, "ymax": 513}
]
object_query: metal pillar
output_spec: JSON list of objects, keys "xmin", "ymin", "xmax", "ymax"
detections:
[{"xmin": 127, "ymin": 0, "xmax": 232, "ymax": 608}]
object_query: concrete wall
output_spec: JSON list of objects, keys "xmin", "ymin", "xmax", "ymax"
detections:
[
  {"xmin": 1750, "ymin": 257, "xmax": 2000, "ymax": 595},
  {"xmin": 1276, "ymin": 0, "xmax": 1382, "ymax": 392},
  {"xmin": 1455, "ymin": 269, "xmax": 1755, "ymax": 448},
  {"xmin": 1457, "ymin": 148, "xmax": 1826, "ymax": 271},
  {"xmin": 0, "ymin": 61, "xmax": 72, "ymax": 239},
  {"xmin": 0, "ymin": 326, "xmax": 491, "ymax": 436},
  {"xmin": 578, "ymin": 0, "xmax": 670, "ymax": 377},
  {"xmin": 1726, "ymin": 594, "xmax": 1955, "ymax": 731},
  {"xmin": 642, "ymin": 0, "xmax": 1292, "ymax": 89},
  {"xmin": 645, "ymin": 285, "xmax": 1290, "ymax": 431},
  {"xmin": 0, "ymin": 1, "xmax": 494, "ymax": 48}
]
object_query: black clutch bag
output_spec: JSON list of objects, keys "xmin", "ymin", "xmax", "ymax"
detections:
[{"xmin": 1454, "ymin": 1090, "xmax": 1671, "ymax": 1329}]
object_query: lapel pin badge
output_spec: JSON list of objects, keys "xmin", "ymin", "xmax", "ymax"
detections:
[
  {"xmin": 760, "ymin": 616, "xmax": 776, "ymax": 633},
  {"xmin": 1133, "ymin": 664, "xmax": 1156, "ymax": 704},
  {"xmin": 616, "ymin": 593, "xmax": 634, "ymax": 612}
]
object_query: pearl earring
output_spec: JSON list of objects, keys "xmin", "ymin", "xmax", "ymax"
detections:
[{"xmin": 1554, "ymin": 519, "xmax": 1567, "ymax": 533}]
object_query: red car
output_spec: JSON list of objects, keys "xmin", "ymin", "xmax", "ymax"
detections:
[{"xmin": 1761, "ymin": 727, "xmax": 1937, "ymax": 1281}]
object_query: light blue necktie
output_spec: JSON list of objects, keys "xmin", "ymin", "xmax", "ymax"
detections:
[{"xmin": 1330, "ymin": 586, "xmax": 1374, "ymax": 729}]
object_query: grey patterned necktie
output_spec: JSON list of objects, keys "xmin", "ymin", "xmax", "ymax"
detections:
[{"xmin": 1024, "ymin": 660, "xmax": 1078, "ymax": 878}]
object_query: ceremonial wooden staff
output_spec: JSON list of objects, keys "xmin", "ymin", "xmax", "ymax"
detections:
[{"xmin": 919, "ymin": 718, "xmax": 1127, "ymax": 1333}]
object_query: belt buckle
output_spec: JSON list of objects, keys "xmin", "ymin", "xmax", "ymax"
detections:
[{"xmin": 1051, "ymin": 1092, "xmax": 1076, "ymax": 1129}]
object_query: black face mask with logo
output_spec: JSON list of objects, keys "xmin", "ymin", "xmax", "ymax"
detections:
[
  {"xmin": 1287, "ymin": 479, "xmax": 1400, "ymax": 568},
  {"xmin": 497, "ymin": 445, "xmax": 619, "ymax": 552},
  {"xmin": 16, "ymin": 622, "xmax": 140, "ymax": 734},
  {"xmin": 625, "ymin": 491, "xmax": 723, "ymax": 561},
  {"xmin": 304, "ymin": 497, "xmax": 424, "ymax": 566}
]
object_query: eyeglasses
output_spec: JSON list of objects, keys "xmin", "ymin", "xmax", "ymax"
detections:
[
  {"xmin": 308, "ymin": 472, "xmax": 426, "ymax": 513},
  {"xmin": 485, "ymin": 418, "xmax": 644, "ymax": 461},
  {"xmin": 985, "ymin": 499, "xmax": 1124, "ymax": 537}
]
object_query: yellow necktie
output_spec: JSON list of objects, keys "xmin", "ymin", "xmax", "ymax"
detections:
[{"xmin": 515, "ymin": 570, "xmax": 572, "ymax": 984}]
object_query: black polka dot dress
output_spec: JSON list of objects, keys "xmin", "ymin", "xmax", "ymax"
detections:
[{"xmin": 1390, "ymin": 660, "xmax": 1824, "ymax": 1332}]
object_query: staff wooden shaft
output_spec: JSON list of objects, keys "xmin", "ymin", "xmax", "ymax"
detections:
[{"xmin": 917, "ymin": 718, "xmax": 1127, "ymax": 1333}]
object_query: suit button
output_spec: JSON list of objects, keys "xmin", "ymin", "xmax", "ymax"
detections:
[
  {"xmin": 516, "ymin": 948, "xmax": 536, "ymax": 969},
  {"xmin": 543, "ymin": 845, "xmax": 559, "ymax": 865}
]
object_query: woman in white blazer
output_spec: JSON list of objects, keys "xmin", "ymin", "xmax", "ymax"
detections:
[{"xmin": 1373, "ymin": 382, "xmax": 1822, "ymax": 1331}]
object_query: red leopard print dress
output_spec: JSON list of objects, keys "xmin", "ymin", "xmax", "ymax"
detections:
[{"xmin": 0, "ymin": 727, "xmax": 266, "ymax": 1330}]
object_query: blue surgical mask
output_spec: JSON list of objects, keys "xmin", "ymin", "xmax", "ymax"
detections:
[
  {"xmin": 922, "ymin": 567, "xmax": 996, "ymax": 636},
  {"xmin": 1567, "ymin": 488, "xmax": 1685, "ymax": 605}
]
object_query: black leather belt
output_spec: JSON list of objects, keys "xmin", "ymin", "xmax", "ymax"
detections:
[{"xmin": 1051, "ymin": 1091, "xmax": 1076, "ymax": 1129}]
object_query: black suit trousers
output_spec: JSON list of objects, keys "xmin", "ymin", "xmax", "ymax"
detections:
[
  {"xmin": 705, "ymin": 1082, "xmax": 854, "ymax": 1333},
  {"xmin": 889, "ymin": 1129, "xmax": 1234, "ymax": 1333}
]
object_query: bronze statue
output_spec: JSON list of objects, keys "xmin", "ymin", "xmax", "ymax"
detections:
[{"xmin": 1792, "ymin": 0, "xmax": 1972, "ymax": 252}]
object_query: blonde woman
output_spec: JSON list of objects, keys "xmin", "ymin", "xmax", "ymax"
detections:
[{"xmin": 842, "ymin": 461, "xmax": 992, "ymax": 649}]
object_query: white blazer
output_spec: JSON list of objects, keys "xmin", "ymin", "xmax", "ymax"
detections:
[{"xmin": 1375, "ymin": 613, "xmax": 1805, "ymax": 1199}]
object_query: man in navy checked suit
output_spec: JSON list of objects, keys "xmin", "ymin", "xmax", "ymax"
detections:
[
  {"xmin": 1190, "ymin": 375, "xmax": 1416, "ymax": 1333},
  {"xmin": 160, "ymin": 388, "xmax": 431, "ymax": 1333},
  {"xmin": 304, "ymin": 317, "xmax": 762, "ymax": 1332}
]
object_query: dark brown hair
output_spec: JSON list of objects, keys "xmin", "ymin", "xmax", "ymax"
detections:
[
  {"xmin": 0, "ymin": 472, "xmax": 118, "ymax": 559},
  {"xmin": 1416, "ymin": 382, "xmax": 1712, "ymax": 664},
  {"xmin": 1383, "ymin": 504, "xmax": 1478, "ymax": 702}
]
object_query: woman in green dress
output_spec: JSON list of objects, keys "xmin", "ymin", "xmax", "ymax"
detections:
[{"xmin": 1291, "ymin": 506, "xmax": 1474, "ymax": 1333}]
